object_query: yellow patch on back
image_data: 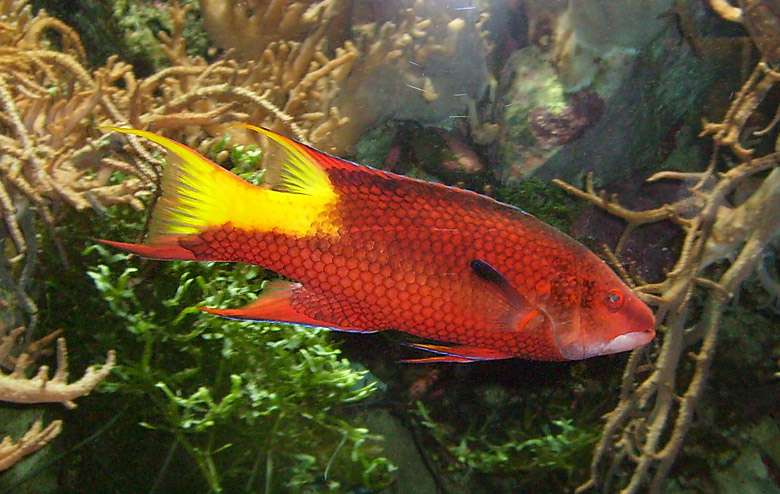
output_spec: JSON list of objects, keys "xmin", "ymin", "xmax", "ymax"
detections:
[{"xmin": 101, "ymin": 127, "xmax": 340, "ymax": 240}]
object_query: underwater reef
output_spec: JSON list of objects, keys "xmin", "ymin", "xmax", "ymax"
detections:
[{"xmin": 0, "ymin": 1, "xmax": 779, "ymax": 493}]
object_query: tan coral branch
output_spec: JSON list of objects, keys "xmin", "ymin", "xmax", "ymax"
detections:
[
  {"xmin": 572, "ymin": 47, "xmax": 780, "ymax": 494},
  {"xmin": 0, "ymin": 419, "xmax": 62, "ymax": 471},
  {"xmin": 709, "ymin": 0, "xmax": 744, "ymax": 23},
  {"xmin": 0, "ymin": 322, "xmax": 116, "ymax": 472},
  {"xmin": 1, "ymin": 338, "xmax": 115, "ymax": 409}
]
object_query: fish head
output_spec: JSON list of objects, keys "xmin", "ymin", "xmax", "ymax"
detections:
[{"xmin": 551, "ymin": 260, "xmax": 656, "ymax": 360}]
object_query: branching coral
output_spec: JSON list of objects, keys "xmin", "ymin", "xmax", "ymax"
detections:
[
  {"xmin": 198, "ymin": 0, "xmax": 351, "ymax": 62},
  {"xmin": 0, "ymin": 0, "xmax": 157, "ymax": 329},
  {"xmin": 0, "ymin": 1, "xmax": 155, "ymax": 220},
  {"xmin": 0, "ymin": 0, "xmax": 366, "ymax": 330},
  {"xmin": 709, "ymin": 0, "xmax": 780, "ymax": 65},
  {"xmin": 560, "ymin": 8, "xmax": 780, "ymax": 492},
  {"xmin": 327, "ymin": 0, "xmax": 493, "ymax": 150},
  {"xmin": 140, "ymin": 0, "xmax": 359, "ymax": 153},
  {"xmin": 0, "ymin": 0, "xmax": 381, "ymax": 479},
  {"xmin": 0, "ymin": 328, "xmax": 116, "ymax": 409},
  {"xmin": 0, "ymin": 325, "xmax": 115, "ymax": 471},
  {"xmin": 198, "ymin": 0, "xmax": 495, "ymax": 152},
  {"xmin": 1, "ymin": 0, "xmax": 351, "ymax": 465},
  {"xmin": 0, "ymin": 418, "xmax": 61, "ymax": 471}
]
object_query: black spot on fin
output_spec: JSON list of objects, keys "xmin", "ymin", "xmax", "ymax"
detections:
[
  {"xmin": 471, "ymin": 259, "xmax": 510, "ymax": 287},
  {"xmin": 469, "ymin": 259, "xmax": 534, "ymax": 323}
]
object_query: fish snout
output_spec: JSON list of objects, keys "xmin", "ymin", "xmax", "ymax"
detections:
[
  {"xmin": 600, "ymin": 327, "xmax": 656, "ymax": 355},
  {"xmin": 558, "ymin": 294, "xmax": 657, "ymax": 360},
  {"xmin": 633, "ymin": 299, "xmax": 657, "ymax": 334},
  {"xmin": 598, "ymin": 297, "xmax": 656, "ymax": 356}
]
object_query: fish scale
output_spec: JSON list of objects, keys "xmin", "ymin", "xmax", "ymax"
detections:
[
  {"xmin": 178, "ymin": 172, "xmax": 578, "ymax": 360},
  {"xmin": 99, "ymin": 125, "xmax": 656, "ymax": 362}
]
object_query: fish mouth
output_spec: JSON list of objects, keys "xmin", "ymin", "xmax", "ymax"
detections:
[
  {"xmin": 599, "ymin": 329, "xmax": 656, "ymax": 356},
  {"xmin": 560, "ymin": 329, "xmax": 656, "ymax": 360}
]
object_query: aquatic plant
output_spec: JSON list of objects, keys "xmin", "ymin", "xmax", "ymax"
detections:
[
  {"xmin": 416, "ymin": 399, "xmax": 598, "ymax": 488},
  {"xmin": 81, "ymin": 231, "xmax": 391, "ymax": 492},
  {"xmin": 397, "ymin": 357, "xmax": 625, "ymax": 494},
  {"xmin": 449, "ymin": 417, "xmax": 596, "ymax": 474},
  {"xmin": 557, "ymin": 3, "xmax": 780, "ymax": 492}
]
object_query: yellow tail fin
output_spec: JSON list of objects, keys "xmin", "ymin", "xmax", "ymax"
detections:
[{"xmin": 101, "ymin": 127, "xmax": 339, "ymax": 248}]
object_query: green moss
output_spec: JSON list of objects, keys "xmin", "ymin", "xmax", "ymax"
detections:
[
  {"xmin": 113, "ymin": 0, "xmax": 210, "ymax": 72},
  {"xmin": 408, "ymin": 129, "xmax": 448, "ymax": 170},
  {"xmin": 495, "ymin": 178, "xmax": 578, "ymax": 233},
  {"xmin": 404, "ymin": 166, "xmax": 442, "ymax": 183},
  {"xmin": 351, "ymin": 122, "xmax": 402, "ymax": 169}
]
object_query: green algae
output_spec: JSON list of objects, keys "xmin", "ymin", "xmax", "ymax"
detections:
[{"xmin": 495, "ymin": 178, "xmax": 578, "ymax": 233}]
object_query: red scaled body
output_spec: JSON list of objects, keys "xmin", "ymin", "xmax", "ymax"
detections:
[{"xmin": 100, "ymin": 126, "xmax": 656, "ymax": 362}]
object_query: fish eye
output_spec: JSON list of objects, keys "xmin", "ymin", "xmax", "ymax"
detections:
[{"xmin": 605, "ymin": 289, "xmax": 624, "ymax": 311}]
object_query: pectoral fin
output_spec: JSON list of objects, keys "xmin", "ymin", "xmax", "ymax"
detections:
[{"xmin": 469, "ymin": 259, "xmax": 545, "ymax": 334}]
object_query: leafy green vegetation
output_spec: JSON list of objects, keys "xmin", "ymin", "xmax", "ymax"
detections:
[
  {"xmin": 413, "ymin": 390, "xmax": 600, "ymax": 491},
  {"xmin": 447, "ymin": 415, "xmax": 597, "ymax": 475},
  {"xmin": 78, "ymin": 233, "xmax": 391, "ymax": 493},
  {"xmin": 82, "ymin": 139, "xmax": 391, "ymax": 492}
]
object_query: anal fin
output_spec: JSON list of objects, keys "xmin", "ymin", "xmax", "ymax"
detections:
[
  {"xmin": 200, "ymin": 280, "xmax": 369, "ymax": 333},
  {"xmin": 401, "ymin": 343, "xmax": 513, "ymax": 363}
]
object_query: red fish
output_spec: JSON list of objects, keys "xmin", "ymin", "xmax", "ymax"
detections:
[{"xmin": 99, "ymin": 125, "xmax": 655, "ymax": 362}]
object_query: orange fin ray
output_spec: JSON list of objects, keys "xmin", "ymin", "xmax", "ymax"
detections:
[
  {"xmin": 401, "ymin": 355, "xmax": 477, "ymax": 363},
  {"xmin": 401, "ymin": 343, "xmax": 513, "ymax": 363},
  {"xmin": 200, "ymin": 280, "xmax": 372, "ymax": 333},
  {"xmin": 95, "ymin": 238, "xmax": 196, "ymax": 261}
]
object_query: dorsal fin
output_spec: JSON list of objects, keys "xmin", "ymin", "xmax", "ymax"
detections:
[{"xmin": 236, "ymin": 124, "xmax": 357, "ymax": 194}]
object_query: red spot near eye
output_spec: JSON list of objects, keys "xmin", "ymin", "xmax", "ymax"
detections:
[{"xmin": 606, "ymin": 289, "xmax": 624, "ymax": 311}]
